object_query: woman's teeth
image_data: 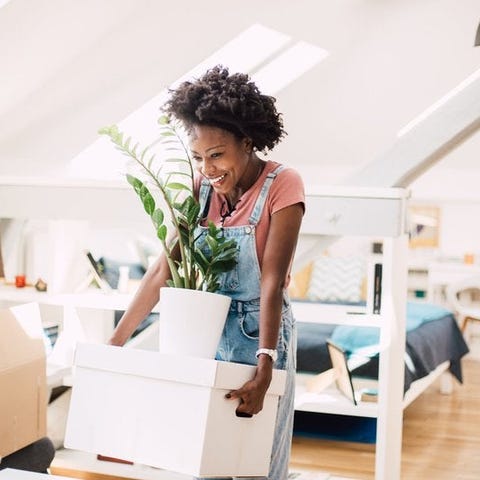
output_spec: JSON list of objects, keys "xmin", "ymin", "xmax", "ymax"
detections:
[{"xmin": 210, "ymin": 174, "xmax": 226, "ymax": 185}]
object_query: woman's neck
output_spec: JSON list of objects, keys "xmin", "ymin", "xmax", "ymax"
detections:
[{"xmin": 226, "ymin": 157, "xmax": 265, "ymax": 207}]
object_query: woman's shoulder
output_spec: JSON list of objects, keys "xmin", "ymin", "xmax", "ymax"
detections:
[
  {"xmin": 264, "ymin": 161, "xmax": 305, "ymax": 213},
  {"xmin": 265, "ymin": 161, "xmax": 304, "ymax": 186}
]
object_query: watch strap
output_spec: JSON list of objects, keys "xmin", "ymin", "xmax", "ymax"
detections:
[{"xmin": 255, "ymin": 348, "xmax": 278, "ymax": 362}]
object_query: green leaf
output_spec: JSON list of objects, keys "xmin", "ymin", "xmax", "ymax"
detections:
[
  {"xmin": 151, "ymin": 208, "xmax": 164, "ymax": 227},
  {"xmin": 157, "ymin": 224, "xmax": 167, "ymax": 241},
  {"xmin": 139, "ymin": 185, "xmax": 155, "ymax": 215},
  {"xmin": 166, "ymin": 182, "xmax": 189, "ymax": 190},
  {"xmin": 187, "ymin": 203, "xmax": 201, "ymax": 224},
  {"xmin": 205, "ymin": 235, "xmax": 218, "ymax": 253},
  {"xmin": 126, "ymin": 174, "xmax": 143, "ymax": 194},
  {"xmin": 98, "ymin": 125, "xmax": 116, "ymax": 136}
]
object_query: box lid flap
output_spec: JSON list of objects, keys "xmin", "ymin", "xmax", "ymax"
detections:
[
  {"xmin": 0, "ymin": 305, "xmax": 45, "ymax": 372},
  {"xmin": 74, "ymin": 343, "xmax": 286, "ymax": 395}
]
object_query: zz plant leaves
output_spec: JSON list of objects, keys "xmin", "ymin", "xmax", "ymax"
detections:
[{"xmin": 99, "ymin": 116, "xmax": 237, "ymax": 292}]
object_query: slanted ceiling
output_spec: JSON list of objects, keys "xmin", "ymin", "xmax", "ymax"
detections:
[{"xmin": 0, "ymin": 0, "xmax": 479, "ymax": 193}]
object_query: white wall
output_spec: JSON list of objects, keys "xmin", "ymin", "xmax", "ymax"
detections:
[{"xmin": 433, "ymin": 201, "xmax": 480, "ymax": 258}]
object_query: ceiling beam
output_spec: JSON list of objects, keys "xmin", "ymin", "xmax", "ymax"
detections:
[{"xmin": 344, "ymin": 69, "xmax": 480, "ymax": 188}]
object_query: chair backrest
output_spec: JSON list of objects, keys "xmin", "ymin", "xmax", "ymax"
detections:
[{"xmin": 445, "ymin": 274, "xmax": 480, "ymax": 312}]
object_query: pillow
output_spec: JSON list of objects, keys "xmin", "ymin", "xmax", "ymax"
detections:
[
  {"xmin": 306, "ymin": 255, "xmax": 366, "ymax": 304},
  {"xmin": 288, "ymin": 262, "xmax": 313, "ymax": 299}
]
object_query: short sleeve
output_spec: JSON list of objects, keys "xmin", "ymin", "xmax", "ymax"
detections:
[{"xmin": 267, "ymin": 167, "xmax": 305, "ymax": 215}]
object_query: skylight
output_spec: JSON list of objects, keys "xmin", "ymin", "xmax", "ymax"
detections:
[
  {"xmin": 119, "ymin": 24, "xmax": 292, "ymax": 144},
  {"xmin": 69, "ymin": 24, "xmax": 328, "ymax": 180},
  {"xmin": 252, "ymin": 41, "xmax": 329, "ymax": 95}
]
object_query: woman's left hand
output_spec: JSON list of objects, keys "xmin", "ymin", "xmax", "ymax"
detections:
[{"xmin": 225, "ymin": 356, "xmax": 273, "ymax": 417}]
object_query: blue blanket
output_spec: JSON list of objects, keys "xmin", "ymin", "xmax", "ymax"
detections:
[{"xmin": 330, "ymin": 302, "xmax": 453, "ymax": 355}]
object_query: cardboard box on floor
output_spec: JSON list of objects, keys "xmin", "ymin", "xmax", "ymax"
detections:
[
  {"xmin": 0, "ymin": 305, "xmax": 47, "ymax": 458},
  {"xmin": 65, "ymin": 343, "xmax": 287, "ymax": 478}
]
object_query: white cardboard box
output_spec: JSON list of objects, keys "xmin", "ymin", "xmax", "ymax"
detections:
[{"xmin": 64, "ymin": 343, "xmax": 286, "ymax": 478}]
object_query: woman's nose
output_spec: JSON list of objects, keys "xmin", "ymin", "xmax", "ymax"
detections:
[{"xmin": 199, "ymin": 159, "xmax": 215, "ymax": 177}]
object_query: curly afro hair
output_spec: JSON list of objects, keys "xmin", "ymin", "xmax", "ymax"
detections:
[{"xmin": 162, "ymin": 65, "xmax": 286, "ymax": 152}]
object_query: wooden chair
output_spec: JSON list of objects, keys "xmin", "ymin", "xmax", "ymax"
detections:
[{"xmin": 446, "ymin": 274, "xmax": 480, "ymax": 338}]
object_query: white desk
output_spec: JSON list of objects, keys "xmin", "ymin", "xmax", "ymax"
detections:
[
  {"xmin": 0, "ymin": 284, "xmax": 158, "ymax": 311},
  {"xmin": 0, "ymin": 283, "xmax": 160, "ymax": 343}
]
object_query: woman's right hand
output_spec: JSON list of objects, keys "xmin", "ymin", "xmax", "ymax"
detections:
[{"xmin": 107, "ymin": 255, "xmax": 169, "ymax": 346}]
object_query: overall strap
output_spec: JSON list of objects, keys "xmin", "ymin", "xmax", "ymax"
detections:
[
  {"xmin": 248, "ymin": 165, "xmax": 285, "ymax": 225},
  {"xmin": 199, "ymin": 178, "xmax": 212, "ymax": 220}
]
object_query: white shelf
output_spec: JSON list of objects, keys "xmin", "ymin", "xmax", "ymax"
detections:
[
  {"xmin": 295, "ymin": 373, "xmax": 378, "ymax": 418},
  {"xmin": 292, "ymin": 301, "xmax": 382, "ymax": 327},
  {"xmin": 0, "ymin": 283, "xmax": 160, "ymax": 312}
]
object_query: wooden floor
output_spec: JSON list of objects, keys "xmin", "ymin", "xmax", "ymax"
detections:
[{"xmin": 290, "ymin": 354, "xmax": 480, "ymax": 480}]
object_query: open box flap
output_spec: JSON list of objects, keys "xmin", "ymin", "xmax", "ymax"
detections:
[{"xmin": 0, "ymin": 306, "xmax": 45, "ymax": 373}]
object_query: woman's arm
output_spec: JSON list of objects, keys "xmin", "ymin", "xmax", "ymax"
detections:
[
  {"xmin": 108, "ymin": 253, "xmax": 171, "ymax": 346},
  {"xmin": 229, "ymin": 202, "xmax": 304, "ymax": 415}
]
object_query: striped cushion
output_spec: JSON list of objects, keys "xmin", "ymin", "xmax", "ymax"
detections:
[
  {"xmin": 306, "ymin": 255, "xmax": 366, "ymax": 303},
  {"xmin": 288, "ymin": 262, "xmax": 314, "ymax": 299}
]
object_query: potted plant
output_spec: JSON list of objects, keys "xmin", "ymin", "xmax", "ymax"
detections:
[{"xmin": 99, "ymin": 115, "xmax": 238, "ymax": 358}]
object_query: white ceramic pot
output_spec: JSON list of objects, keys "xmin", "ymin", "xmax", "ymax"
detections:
[{"xmin": 158, "ymin": 287, "xmax": 231, "ymax": 359}]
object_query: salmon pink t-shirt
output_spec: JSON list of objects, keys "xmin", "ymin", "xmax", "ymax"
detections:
[{"xmin": 195, "ymin": 160, "xmax": 305, "ymax": 268}]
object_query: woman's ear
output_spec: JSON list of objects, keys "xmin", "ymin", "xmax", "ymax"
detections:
[{"xmin": 243, "ymin": 138, "xmax": 253, "ymax": 154}]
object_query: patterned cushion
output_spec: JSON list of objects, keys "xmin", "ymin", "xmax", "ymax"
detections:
[
  {"xmin": 306, "ymin": 255, "xmax": 366, "ymax": 303},
  {"xmin": 288, "ymin": 262, "xmax": 314, "ymax": 299}
]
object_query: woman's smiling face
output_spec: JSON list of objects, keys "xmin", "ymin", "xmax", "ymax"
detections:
[{"xmin": 189, "ymin": 125, "xmax": 251, "ymax": 196}]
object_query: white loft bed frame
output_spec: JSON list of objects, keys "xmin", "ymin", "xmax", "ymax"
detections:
[{"xmin": 292, "ymin": 185, "xmax": 410, "ymax": 480}]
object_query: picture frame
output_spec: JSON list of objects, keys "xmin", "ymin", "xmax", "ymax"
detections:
[
  {"xmin": 83, "ymin": 250, "xmax": 112, "ymax": 292},
  {"xmin": 326, "ymin": 339, "xmax": 357, "ymax": 405},
  {"xmin": 408, "ymin": 205, "xmax": 440, "ymax": 249}
]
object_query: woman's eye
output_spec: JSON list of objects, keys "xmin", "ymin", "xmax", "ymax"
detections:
[{"xmin": 211, "ymin": 152, "xmax": 222, "ymax": 159}]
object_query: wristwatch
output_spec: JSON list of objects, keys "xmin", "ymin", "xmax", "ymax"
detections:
[{"xmin": 255, "ymin": 348, "xmax": 278, "ymax": 362}]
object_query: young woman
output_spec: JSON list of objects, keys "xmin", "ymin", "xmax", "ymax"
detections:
[{"xmin": 109, "ymin": 66, "xmax": 305, "ymax": 479}]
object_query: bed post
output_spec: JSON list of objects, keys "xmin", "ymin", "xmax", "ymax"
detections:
[{"xmin": 375, "ymin": 235, "xmax": 408, "ymax": 480}]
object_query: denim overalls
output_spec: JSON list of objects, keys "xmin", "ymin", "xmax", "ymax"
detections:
[{"xmin": 195, "ymin": 165, "xmax": 297, "ymax": 480}]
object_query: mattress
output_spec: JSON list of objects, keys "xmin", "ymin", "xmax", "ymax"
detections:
[{"xmin": 295, "ymin": 302, "xmax": 469, "ymax": 391}]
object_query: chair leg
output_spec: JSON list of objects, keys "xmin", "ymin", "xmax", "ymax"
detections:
[{"xmin": 461, "ymin": 317, "xmax": 471, "ymax": 333}]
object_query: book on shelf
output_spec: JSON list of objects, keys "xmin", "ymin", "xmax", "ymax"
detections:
[
  {"xmin": 373, "ymin": 263, "xmax": 382, "ymax": 314},
  {"xmin": 366, "ymin": 260, "xmax": 383, "ymax": 314}
]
